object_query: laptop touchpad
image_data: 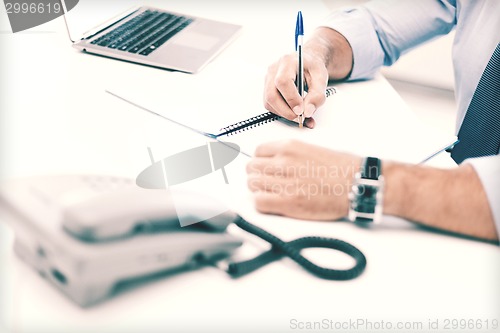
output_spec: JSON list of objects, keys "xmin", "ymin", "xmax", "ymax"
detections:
[{"xmin": 172, "ymin": 32, "xmax": 220, "ymax": 51}]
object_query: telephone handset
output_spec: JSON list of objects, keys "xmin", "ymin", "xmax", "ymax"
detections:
[
  {"xmin": 0, "ymin": 175, "xmax": 243, "ymax": 307},
  {"xmin": 62, "ymin": 186, "xmax": 238, "ymax": 241},
  {"xmin": 0, "ymin": 174, "xmax": 367, "ymax": 308}
]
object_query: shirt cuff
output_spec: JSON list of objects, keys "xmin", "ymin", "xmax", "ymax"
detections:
[
  {"xmin": 464, "ymin": 155, "xmax": 500, "ymax": 239},
  {"xmin": 321, "ymin": 7, "xmax": 385, "ymax": 80}
]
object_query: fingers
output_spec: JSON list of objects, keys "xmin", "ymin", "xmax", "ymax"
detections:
[
  {"xmin": 303, "ymin": 56, "xmax": 329, "ymax": 118},
  {"xmin": 247, "ymin": 173, "xmax": 290, "ymax": 193},
  {"xmin": 248, "ymin": 176, "xmax": 338, "ymax": 220},
  {"xmin": 246, "ymin": 175, "xmax": 306, "ymax": 217},
  {"xmin": 275, "ymin": 56, "xmax": 304, "ymax": 117},
  {"xmin": 246, "ymin": 163, "xmax": 294, "ymax": 216},
  {"xmin": 246, "ymin": 140, "xmax": 360, "ymax": 221},
  {"xmin": 290, "ymin": 115, "xmax": 316, "ymax": 128},
  {"xmin": 264, "ymin": 54, "xmax": 300, "ymax": 121},
  {"xmin": 264, "ymin": 53, "xmax": 329, "ymax": 122},
  {"xmin": 253, "ymin": 142, "xmax": 282, "ymax": 157},
  {"xmin": 246, "ymin": 158, "xmax": 281, "ymax": 175},
  {"xmin": 253, "ymin": 191, "xmax": 288, "ymax": 216},
  {"xmin": 252, "ymin": 139, "xmax": 302, "ymax": 158}
]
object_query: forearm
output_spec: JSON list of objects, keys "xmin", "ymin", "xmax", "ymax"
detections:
[
  {"xmin": 383, "ymin": 162, "xmax": 498, "ymax": 242},
  {"xmin": 304, "ymin": 27, "xmax": 353, "ymax": 81}
]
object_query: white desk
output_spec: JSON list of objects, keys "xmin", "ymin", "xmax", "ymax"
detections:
[{"xmin": 1, "ymin": 2, "xmax": 499, "ymax": 333}]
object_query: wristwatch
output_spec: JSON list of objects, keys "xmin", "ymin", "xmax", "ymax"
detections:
[{"xmin": 348, "ymin": 157, "xmax": 384, "ymax": 223}]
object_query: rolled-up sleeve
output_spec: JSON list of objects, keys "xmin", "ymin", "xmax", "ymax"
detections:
[
  {"xmin": 465, "ymin": 155, "xmax": 500, "ymax": 237},
  {"xmin": 321, "ymin": 0, "xmax": 457, "ymax": 80}
]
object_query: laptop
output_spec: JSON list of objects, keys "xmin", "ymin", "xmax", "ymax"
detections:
[{"xmin": 61, "ymin": 0, "xmax": 241, "ymax": 73}]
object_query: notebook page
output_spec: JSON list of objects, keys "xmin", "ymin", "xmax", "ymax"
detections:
[{"xmin": 107, "ymin": 59, "xmax": 269, "ymax": 138}]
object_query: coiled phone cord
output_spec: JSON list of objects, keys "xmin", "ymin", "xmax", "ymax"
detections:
[{"xmin": 221, "ymin": 216, "xmax": 367, "ymax": 281}]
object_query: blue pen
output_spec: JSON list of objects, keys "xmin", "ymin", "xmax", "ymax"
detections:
[{"xmin": 295, "ymin": 11, "xmax": 305, "ymax": 128}]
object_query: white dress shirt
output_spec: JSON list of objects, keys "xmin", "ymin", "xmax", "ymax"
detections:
[{"xmin": 322, "ymin": 0, "xmax": 500, "ymax": 236}]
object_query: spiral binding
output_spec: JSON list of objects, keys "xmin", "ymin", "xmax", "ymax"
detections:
[
  {"xmin": 216, "ymin": 87, "xmax": 336, "ymax": 138},
  {"xmin": 217, "ymin": 112, "xmax": 280, "ymax": 137},
  {"xmin": 325, "ymin": 87, "xmax": 336, "ymax": 97}
]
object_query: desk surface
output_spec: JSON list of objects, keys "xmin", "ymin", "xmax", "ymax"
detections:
[{"xmin": 1, "ymin": 1, "xmax": 499, "ymax": 333}]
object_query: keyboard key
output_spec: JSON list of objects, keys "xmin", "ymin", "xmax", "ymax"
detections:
[
  {"xmin": 91, "ymin": 10, "xmax": 193, "ymax": 56},
  {"xmin": 139, "ymin": 18, "xmax": 193, "ymax": 56}
]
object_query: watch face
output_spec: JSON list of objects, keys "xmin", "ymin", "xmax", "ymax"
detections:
[{"xmin": 362, "ymin": 186, "xmax": 377, "ymax": 197}]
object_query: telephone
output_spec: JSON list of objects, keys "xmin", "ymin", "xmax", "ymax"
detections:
[
  {"xmin": 0, "ymin": 175, "xmax": 242, "ymax": 307},
  {"xmin": 0, "ymin": 174, "xmax": 367, "ymax": 308}
]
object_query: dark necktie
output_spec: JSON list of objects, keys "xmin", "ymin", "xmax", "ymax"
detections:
[{"xmin": 451, "ymin": 43, "xmax": 500, "ymax": 164}]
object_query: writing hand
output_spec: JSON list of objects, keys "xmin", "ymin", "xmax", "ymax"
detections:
[{"xmin": 263, "ymin": 52, "xmax": 329, "ymax": 129}]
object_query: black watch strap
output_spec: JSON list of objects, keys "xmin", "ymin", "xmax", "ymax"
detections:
[
  {"xmin": 348, "ymin": 157, "xmax": 384, "ymax": 223},
  {"xmin": 361, "ymin": 157, "xmax": 382, "ymax": 180}
]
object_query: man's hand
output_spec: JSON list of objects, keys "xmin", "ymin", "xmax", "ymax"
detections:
[
  {"xmin": 263, "ymin": 28, "xmax": 353, "ymax": 129},
  {"xmin": 246, "ymin": 140, "xmax": 361, "ymax": 220},
  {"xmin": 263, "ymin": 53, "xmax": 329, "ymax": 128},
  {"xmin": 246, "ymin": 140, "xmax": 498, "ymax": 242}
]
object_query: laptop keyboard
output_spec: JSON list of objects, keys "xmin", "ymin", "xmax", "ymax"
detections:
[{"xmin": 90, "ymin": 10, "xmax": 193, "ymax": 56}]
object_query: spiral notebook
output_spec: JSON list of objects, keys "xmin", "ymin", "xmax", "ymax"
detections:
[
  {"xmin": 105, "ymin": 89, "xmax": 286, "ymax": 155},
  {"xmin": 104, "ymin": 58, "xmax": 343, "ymax": 156},
  {"xmin": 106, "ymin": 86, "xmax": 340, "ymax": 160},
  {"xmin": 214, "ymin": 88, "xmax": 336, "ymax": 138},
  {"xmin": 214, "ymin": 112, "xmax": 281, "ymax": 138}
]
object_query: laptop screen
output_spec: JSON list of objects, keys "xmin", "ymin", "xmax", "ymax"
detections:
[{"xmin": 63, "ymin": 0, "xmax": 140, "ymax": 41}]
